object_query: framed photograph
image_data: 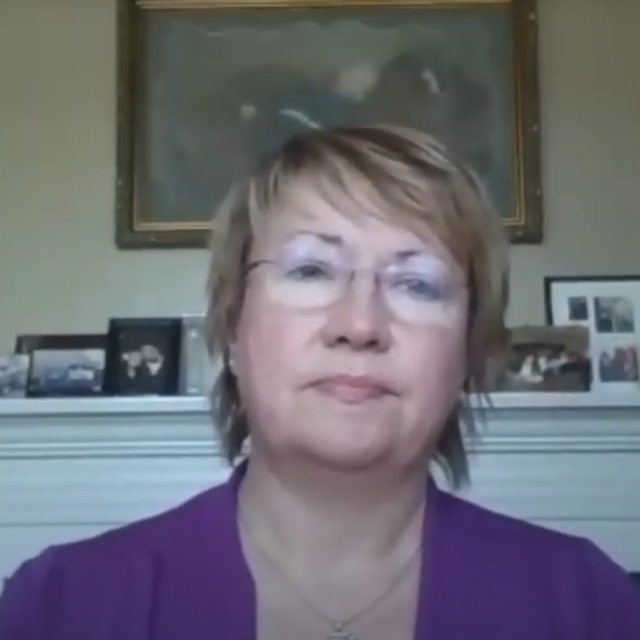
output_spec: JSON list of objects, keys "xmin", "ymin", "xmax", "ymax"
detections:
[
  {"xmin": 104, "ymin": 318, "xmax": 182, "ymax": 396},
  {"xmin": 16, "ymin": 334, "xmax": 107, "ymax": 398},
  {"xmin": 116, "ymin": 0, "xmax": 542, "ymax": 249},
  {"xmin": 544, "ymin": 276, "xmax": 640, "ymax": 391},
  {"xmin": 0, "ymin": 354, "xmax": 30, "ymax": 398},
  {"xmin": 492, "ymin": 325, "xmax": 590, "ymax": 393},
  {"xmin": 179, "ymin": 314, "xmax": 221, "ymax": 396}
]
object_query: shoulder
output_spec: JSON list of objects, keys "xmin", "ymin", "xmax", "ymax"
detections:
[
  {"xmin": 433, "ymin": 488, "xmax": 640, "ymax": 637},
  {"xmin": 0, "ymin": 482, "xmax": 234, "ymax": 640}
]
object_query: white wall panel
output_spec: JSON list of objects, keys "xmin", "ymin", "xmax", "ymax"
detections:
[{"xmin": 2, "ymin": 393, "xmax": 640, "ymax": 583}]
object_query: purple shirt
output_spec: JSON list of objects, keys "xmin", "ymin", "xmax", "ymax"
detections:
[{"xmin": 1, "ymin": 460, "xmax": 640, "ymax": 639}]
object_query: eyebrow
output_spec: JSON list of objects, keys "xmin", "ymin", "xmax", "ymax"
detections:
[
  {"xmin": 394, "ymin": 248, "xmax": 429, "ymax": 261},
  {"xmin": 288, "ymin": 232, "xmax": 440, "ymax": 264},
  {"xmin": 294, "ymin": 231, "xmax": 344, "ymax": 246}
]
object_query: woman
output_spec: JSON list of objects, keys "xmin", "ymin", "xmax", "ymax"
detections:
[{"xmin": 1, "ymin": 125, "xmax": 639, "ymax": 639}]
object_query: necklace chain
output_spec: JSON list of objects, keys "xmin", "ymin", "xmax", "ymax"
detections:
[{"xmin": 239, "ymin": 513, "xmax": 422, "ymax": 640}]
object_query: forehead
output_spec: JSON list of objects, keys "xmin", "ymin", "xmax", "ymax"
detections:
[{"xmin": 252, "ymin": 181, "xmax": 448, "ymax": 259}]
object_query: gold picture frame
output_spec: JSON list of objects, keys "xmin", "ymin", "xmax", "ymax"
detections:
[{"xmin": 116, "ymin": 0, "xmax": 542, "ymax": 249}]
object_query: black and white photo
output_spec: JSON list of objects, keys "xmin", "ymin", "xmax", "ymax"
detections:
[
  {"xmin": 0, "ymin": 354, "xmax": 29, "ymax": 398},
  {"xmin": 28, "ymin": 349, "xmax": 105, "ymax": 397},
  {"xmin": 593, "ymin": 296, "xmax": 635, "ymax": 333},
  {"xmin": 105, "ymin": 318, "xmax": 182, "ymax": 396},
  {"xmin": 544, "ymin": 276, "xmax": 640, "ymax": 391},
  {"xmin": 493, "ymin": 324, "xmax": 590, "ymax": 392},
  {"xmin": 597, "ymin": 344, "xmax": 639, "ymax": 383},
  {"xmin": 567, "ymin": 296, "xmax": 589, "ymax": 322},
  {"xmin": 16, "ymin": 334, "xmax": 107, "ymax": 397}
]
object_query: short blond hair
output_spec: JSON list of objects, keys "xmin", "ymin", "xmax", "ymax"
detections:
[{"xmin": 206, "ymin": 125, "xmax": 509, "ymax": 488}]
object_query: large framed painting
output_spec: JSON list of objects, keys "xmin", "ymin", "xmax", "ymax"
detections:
[{"xmin": 116, "ymin": 0, "xmax": 542, "ymax": 249}]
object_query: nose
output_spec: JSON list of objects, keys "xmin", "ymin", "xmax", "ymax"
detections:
[{"xmin": 320, "ymin": 273, "xmax": 392, "ymax": 352}]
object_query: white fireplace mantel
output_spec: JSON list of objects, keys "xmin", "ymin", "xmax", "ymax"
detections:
[{"xmin": 1, "ymin": 393, "xmax": 640, "ymax": 582}]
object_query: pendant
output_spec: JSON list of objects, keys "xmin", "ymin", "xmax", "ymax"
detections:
[{"xmin": 326, "ymin": 624, "xmax": 359, "ymax": 640}]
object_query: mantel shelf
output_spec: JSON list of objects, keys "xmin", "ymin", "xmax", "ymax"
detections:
[
  {"xmin": 2, "ymin": 391, "xmax": 640, "ymax": 418},
  {"xmin": 2, "ymin": 392, "xmax": 640, "ymax": 458}
]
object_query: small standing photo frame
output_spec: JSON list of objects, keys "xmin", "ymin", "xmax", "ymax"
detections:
[
  {"xmin": 494, "ymin": 324, "xmax": 590, "ymax": 393},
  {"xmin": 0, "ymin": 354, "xmax": 30, "ymax": 398},
  {"xmin": 179, "ymin": 314, "xmax": 220, "ymax": 396},
  {"xmin": 105, "ymin": 318, "xmax": 182, "ymax": 396},
  {"xmin": 544, "ymin": 276, "xmax": 640, "ymax": 392},
  {"xmin": 15, "ymin": 334, "xmax": 107, "ymax": 398}
]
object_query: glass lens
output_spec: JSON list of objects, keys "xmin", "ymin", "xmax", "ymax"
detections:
[
  {"xmin": 267, "ymin": 242, "xmax": 346, "ymax": 308},
  {"xmin": 259, "ymin": 241, "xmax": 463, "ymax": 322}
]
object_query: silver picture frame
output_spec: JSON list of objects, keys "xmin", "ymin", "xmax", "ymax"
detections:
[{"xmin": 179, "ymin": 314, "xmax": 220, "ymax": 396}]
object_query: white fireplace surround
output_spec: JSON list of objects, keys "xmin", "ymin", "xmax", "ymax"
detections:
[{"xmin": 1, "ymin": 392, "xmax": 640, "ymax": 587}]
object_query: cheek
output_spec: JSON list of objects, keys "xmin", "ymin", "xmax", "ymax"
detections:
[
  {"xmin": 399, "ymin": 316, "xmax": 468, "ymax": 414},
  {"xmin": 411, "ymin": 329, "xmax": 466, "ymax": 385},
  {"xmin": 233, "ymin": 294, "xmax": 310, "ymax": 389},
  {"xmin": 413, "ymin": 300, "xmax": 467, "ymax": 328}
]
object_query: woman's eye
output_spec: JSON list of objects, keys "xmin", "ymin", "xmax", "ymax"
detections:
[
  {"xmin": 286, "ymin": 262, "xmax": 334, "ymax": 281},
  {"xmin": 395, "ymin": 276, "xmax": 443, "ymax": 300}
]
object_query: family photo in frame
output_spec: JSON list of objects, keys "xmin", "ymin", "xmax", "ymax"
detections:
[
  {"xmin": 545, "ymin": 276, "xmax": 640, "ymax": 391},
  {"xmin": 2, "ymin": 316, "xmax": 215, "ymax": 400}
]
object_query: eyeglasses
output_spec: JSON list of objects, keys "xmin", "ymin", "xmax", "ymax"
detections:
[{"xmin": 246, "ymin": 252, "xmax": 466, "ymax": 325}]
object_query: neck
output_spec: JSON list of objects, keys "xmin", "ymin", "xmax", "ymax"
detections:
[{"xmin": 238, "ymin": 449, "xmax": 429, "ymax": 568}]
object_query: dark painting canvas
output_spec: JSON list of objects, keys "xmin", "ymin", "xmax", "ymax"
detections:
[{"xmin": 117, "ymin": 0, "xmax": 541, "ymax": 248}]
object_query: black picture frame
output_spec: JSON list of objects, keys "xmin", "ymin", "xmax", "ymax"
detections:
[
  {"xmin": 104, "ymin": 317, "xmax": 182, "ymax": 396},
  {"xmin": 544, "ymin": 275, "xmax": 640, "ymax": 326},
  {"xmin": 544, "ymin": 275, "xmax": 640, "ymax": 390},
  {"xmin": 15, "ymin": 333, "xmax": 108, "ymax": 398},
  {"xmin": 15, "ymin": 333, "xmax": 106, "ymax": 355}
]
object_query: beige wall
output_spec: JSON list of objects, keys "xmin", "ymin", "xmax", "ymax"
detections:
[{"xmin": 1, "ymin": 0, "xmax": 639, "ymax": 353}]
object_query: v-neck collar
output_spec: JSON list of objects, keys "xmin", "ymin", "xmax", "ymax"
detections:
[
  {"xmin": 413, "ymin": 477, "xmax": 452, "ymax": 640},
  {"xmin": 215, "ymin": 459, "xmax": 257, "ymax": 640},
  {"xmin": 218, "ymin": 459, "xmax": 450, "ymax": 640}
]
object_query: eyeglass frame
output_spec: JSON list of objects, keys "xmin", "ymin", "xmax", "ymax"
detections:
[{"xmin": 244, "ymin": 255, "xmax": 468, "ymax": 324}]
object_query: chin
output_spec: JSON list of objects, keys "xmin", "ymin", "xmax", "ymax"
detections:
[{"xmin": 296, "ymin": 434, "xmax": 394, "ymax": 472}]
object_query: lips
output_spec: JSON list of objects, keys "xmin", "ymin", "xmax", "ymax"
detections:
[{"xmin": 311, "ymin": 374, "xmax": 392, "ymax": 404}]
